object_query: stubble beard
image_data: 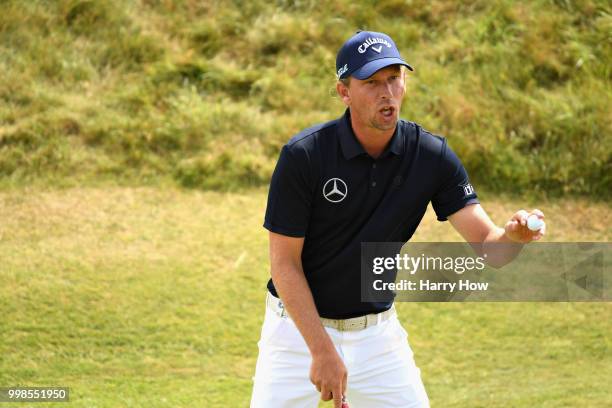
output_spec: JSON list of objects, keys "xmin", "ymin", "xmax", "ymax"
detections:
[
  {"xmin": 369, "ymin": 110, "xmax": 398, "ymax": 131},
  {"xmin": 370, "ymin": 100, "xmax": 402, "ymax": 132},
  {"xmin": 370, "ymin": 119, "xmax": 397, "ymax": 131}
]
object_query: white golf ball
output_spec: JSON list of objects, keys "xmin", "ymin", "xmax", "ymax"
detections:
[{"xmin": 527, "ymin": 214, "xmax": 544, "ymax": 231}]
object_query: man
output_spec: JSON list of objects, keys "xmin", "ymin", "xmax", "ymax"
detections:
[{"xmin": 250, "ymin": 31, "xmax": 545, "ymax": 408}]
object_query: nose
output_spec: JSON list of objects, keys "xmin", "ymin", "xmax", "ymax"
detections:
[{"xmin": 380, "ymin": 81, "xmax": 393, "ymax": 100}]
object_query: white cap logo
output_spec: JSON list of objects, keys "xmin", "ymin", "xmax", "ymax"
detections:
[{"xmin": 357, "ymin": 37, "xmax": 392, "ymax": 54}]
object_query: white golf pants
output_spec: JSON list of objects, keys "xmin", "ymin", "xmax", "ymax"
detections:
[{"xmin": 250, "ymin": 298, "xmax": 429, "ymax": 407}]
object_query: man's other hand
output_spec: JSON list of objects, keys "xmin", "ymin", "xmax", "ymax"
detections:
[
  {"xmin": 310, "ymin": 348, "xmax": 348, "ymax": 408},
  {"xmin": 504, "ymin": 209, "xmax": 546, "ymax": 243}
]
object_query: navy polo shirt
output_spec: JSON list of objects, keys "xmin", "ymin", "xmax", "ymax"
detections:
[{"xmin": 264, "ymin": 109, "xmax": 479, "ymax": 319}]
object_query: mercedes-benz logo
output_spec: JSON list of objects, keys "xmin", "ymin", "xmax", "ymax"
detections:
[{"xmin": 323, "ymin": 178, "xmax": 348, "ymax": 203}]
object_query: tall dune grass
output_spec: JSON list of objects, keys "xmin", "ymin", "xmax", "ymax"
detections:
[{"xmin": 0, "ymin": 0, "xmax": 610, "ymax": 197}]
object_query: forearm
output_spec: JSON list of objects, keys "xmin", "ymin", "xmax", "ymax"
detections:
[
  {"xmin": 271, "ymin": 262, "xmax": 335, "ymax": 356},
  {"xmin": 480, "ymin": 226, "xmax": 524, "ymax": 268}
]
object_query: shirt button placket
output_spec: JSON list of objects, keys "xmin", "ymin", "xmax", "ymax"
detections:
[{"xmin": 371, "ymin": 162, "xmax": 377, "ymax": 188}]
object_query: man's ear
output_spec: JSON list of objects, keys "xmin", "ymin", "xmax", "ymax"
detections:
[{"xmin": 336, "ymin": 81, "xmax": 350, "ymax": 106}]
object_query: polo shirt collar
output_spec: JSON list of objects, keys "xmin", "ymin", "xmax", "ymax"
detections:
[{"xmin": 337, "ymin": 109, "xmax": 404, "ymax": 160}]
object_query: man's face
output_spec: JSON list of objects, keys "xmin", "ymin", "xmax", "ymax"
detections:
[{"xmin": 337, "ymin": 65, "xmax": 406, "ymax": 133}]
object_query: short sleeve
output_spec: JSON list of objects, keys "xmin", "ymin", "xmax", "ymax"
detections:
[
  {"xmin": 431, "ymin": 140, "xmax": 479, "ymax": 221},
  {"xmin": 263, "ymin": 145, "xmax": 314, "ymax": 237}
]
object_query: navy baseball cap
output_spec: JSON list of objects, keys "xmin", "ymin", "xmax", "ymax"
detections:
[{"xmin": 336, "ymin": 31, "xmax": 413, "ymax": 80}]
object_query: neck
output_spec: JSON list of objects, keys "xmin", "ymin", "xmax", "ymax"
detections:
[{"xmin": 349, "ymin": 113, "xmax": 396, "ymax": 158}]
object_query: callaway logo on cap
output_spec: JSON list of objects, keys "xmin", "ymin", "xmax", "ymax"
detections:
[{"xmin": 336, "ymin": 30, "xmax": 413, "ymax": 79}]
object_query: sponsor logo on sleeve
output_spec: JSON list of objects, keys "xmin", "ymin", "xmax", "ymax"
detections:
[{"xmin": 462, "ymin": 183, "xmax": 475, "ymax": 196}]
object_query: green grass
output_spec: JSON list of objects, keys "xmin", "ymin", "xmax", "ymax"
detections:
[
  {"xmin": 0, "ymin": 0, "xmax": 610, "ymax": 197},
  {"xmin": 1, "ymin": 1, "xmax": 609, "ymax": 405},
  {"xmin": 0, "ymin": 187, "xmax": 610, "ymax": 407}
]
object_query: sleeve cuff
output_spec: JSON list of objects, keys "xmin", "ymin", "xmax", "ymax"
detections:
[
  {"xmin": 263, "ymin": 221, "xmax": 306, "ymax": 237},
  {"xmin": 435, "ymin": 198, "xmax": 480, "ymax": 221}
]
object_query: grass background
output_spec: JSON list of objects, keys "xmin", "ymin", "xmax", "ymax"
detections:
[
  {"xmin": 1, "ymin": 0, "xmax": 611, "ymax": 407},
  {"xmin": 0, "ymin": 0, "xmax": 610, "ymax": 197},
  {"xmin": 0, "ymin": 188, "xmax": 610, "ymax": 407}
]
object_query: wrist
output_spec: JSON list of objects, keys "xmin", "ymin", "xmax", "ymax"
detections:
[
  {"xmin": 309, "ymin": 336, "xmax": 337, "ymax": 358},
  {"xmin": 499, "ymin": 227, "xmax": 521, "ymax": 244}
]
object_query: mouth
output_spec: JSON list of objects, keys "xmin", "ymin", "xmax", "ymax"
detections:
[{"xmin": 379, "ymin": 105, "xmax": 396, "ymax": 119}]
